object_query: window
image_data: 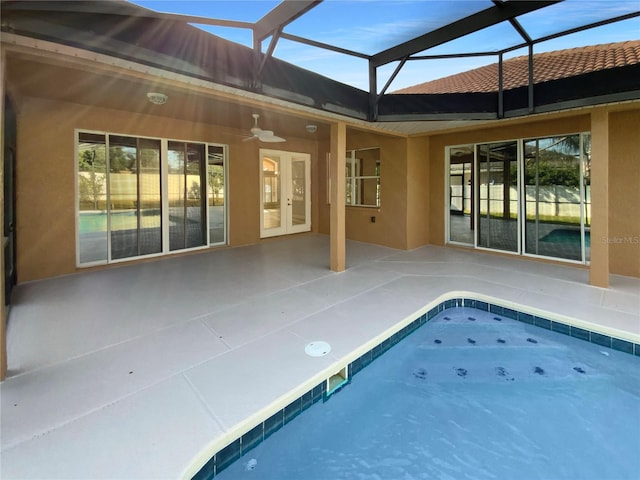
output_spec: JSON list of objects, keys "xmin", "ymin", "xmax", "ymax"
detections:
[
  {"xmin": 446, "ymin": 133, "xmax": 590, "ymax": 263},
  {"xmin": 346, "ymin": 147, "xmax": 380, "ymax": 207},
  {"xmin": 77, "ymin": 131, "xmax": 227, "ymax": 266}
]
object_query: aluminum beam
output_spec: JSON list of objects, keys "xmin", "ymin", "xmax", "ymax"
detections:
[
  {"xmin": 370, "ymin": 1, "xmax": 559, "ymax": 68},
  {"xmin": 254, "ymin": 0, "xmax": 322, "ymax": 42}
]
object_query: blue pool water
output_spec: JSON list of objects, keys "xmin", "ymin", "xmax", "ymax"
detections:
[
  {"xmin": 79, "ymin": 211, "xmax": 137, "ymax": 233},
  {"xmin": 215, "ymin": 307, "xmax": 640, "ymax": 480}
]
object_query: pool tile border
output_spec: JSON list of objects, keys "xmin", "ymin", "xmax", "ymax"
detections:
[{"xmin": 192, "ymin": 297, "xmax": 640, "ymax": 479}]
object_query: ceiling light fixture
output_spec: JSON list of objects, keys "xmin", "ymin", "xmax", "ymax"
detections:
[
  {"xmin": 147, "ymin": 92, "xmax": 168, "ymax": 105},
  {"xmin": 305, "ymin": 124, "xmax": 317, "ymax": 134}
]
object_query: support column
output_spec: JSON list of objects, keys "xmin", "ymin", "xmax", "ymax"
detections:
[
  {"xmin": 1, "ymin": 46, "xmax": 7, "ymax": 380},
  {"xmin": 589, "ymin": 107, "xmax": 609, "ymax": 288},
  {"xmin": 329, "ymin": 122, "xmax": 346, "ymax": 272}
]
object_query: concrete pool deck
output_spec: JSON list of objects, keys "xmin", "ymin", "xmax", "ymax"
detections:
[{"xmin": 1, "ymin": 234, "xmax": 639, "ymax": 478}]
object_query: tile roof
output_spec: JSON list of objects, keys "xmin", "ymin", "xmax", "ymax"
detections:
[{"xmin": 395, "ymin": 40, "xmax": 640, "ymax": 94}]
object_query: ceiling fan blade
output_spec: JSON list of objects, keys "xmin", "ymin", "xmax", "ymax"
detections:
[
  {"xmin": 247, "ymin": 113, "xmax": 285, "ymax": 142},
  {"xmin": 258, "ymin": 134, "xmax": 286, "ymax": 143},
  {"xmin": 242, "ymin": 135, "xmax": 257, "ymax": 142}
]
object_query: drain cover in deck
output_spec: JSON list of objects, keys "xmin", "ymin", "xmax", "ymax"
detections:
[{"xmin": 305, "ymin": 341, "xmax": 331, "ymax": 357}]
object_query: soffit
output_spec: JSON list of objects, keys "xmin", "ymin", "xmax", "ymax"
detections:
[
  {"xmin": 4, "ymin": 53, "xmax": 335, "ymax": 140},
  {"xmin": 14, "ymin": 43, "xmax": 640, "ymax": 139},
  {"xmin": 5, "ymin": 39, "xmax": 488, "ymax": 137}
]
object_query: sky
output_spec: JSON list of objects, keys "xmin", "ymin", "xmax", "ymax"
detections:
[{"xmin": 129, "ymin": 0, "xmax": 640, "ymax": 91}]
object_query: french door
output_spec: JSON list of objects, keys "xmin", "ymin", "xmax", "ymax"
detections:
[{"xmin": 260, "ymin": 149, "xmax": 311, "ymax": 238}]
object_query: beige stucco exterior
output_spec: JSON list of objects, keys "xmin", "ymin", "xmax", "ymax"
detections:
[
  {"xmin": 14, "ymin": 96, "xmax": 325, "ymax": 281},
  {"xmin": 4, "ymin": 43, "xmax": 640, "ymax": 286},
  {"xmin": 10, "ymin": 95, "xmax": 640, "ymax": 284},
  {"xmin": 608, "ymin": 109, "xmax": 640, "ymax": 278},
  {"xmin": 343, "ymin": 130, "xmax": 409, "ymax": 250},
  {"xmin": 425, "ymin": 108, "xmax": 640, "ymax": 280}
]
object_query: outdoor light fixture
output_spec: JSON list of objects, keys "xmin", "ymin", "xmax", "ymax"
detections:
[
  {"xmin": 147, "ymin": 92, "xmax": 168, "ymax": 105},
  {"xmin": 305, "ymin": 124, "xmax": 317, "ymax": 133}
]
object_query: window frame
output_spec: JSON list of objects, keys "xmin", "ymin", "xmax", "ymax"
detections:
[
  {"xmin": 345, "ymin": 147, "xmax": 381, "ymax": 208},
  {"xmin": 445, "ymin": 132, "xmax": 591, "ymax": 265},
  {"xmin": 207, "ymin": 144, "xmax": 228, "ymax": 247},
  {"xmin": 75, "ymin": 129, "xmax": 228, "ymax": 267}
]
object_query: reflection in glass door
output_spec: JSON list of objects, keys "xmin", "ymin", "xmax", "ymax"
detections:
[
  {"xmin": 138, "ymin": 139, "xmax": 162, "ymax": 255},
  {"xmin": 108, "ymin": 136, "xmax": 163, "ymax": 260},
  {"xmin": 168, "ymin": 142, "xmax": 206, "ymax": 251},
  {"xmin": 291, "ymin": 158, "xmax": 308, "ymax": 227},
  {"xmin": 448, "ymin": 145, "xmax": 474, "ymax": 245},
  {"xmin": 207, "ymin": 145, "xmax": 226, "ymax": 245},
  {"xmin": 260, "ymin": 150, "xmax": 311, "ymax": 238},
  {"xmin": 523, "ymin": 135, "xmax": 589, "ymax": 261},
  {"xmin": 447, "ymin": 135, "xmax": 591, "ymax": 263},
  {"xmin": 78, "ymin": 133, "xmax": 227, "ymax": 265},
  {"xmin": 109, "ymin": 135, "xmax": 138, "ymax": 259},
  {"xmin": 583, "ymin": 135, "xmax": 591, "ymax": 263},
  {"xmin": 477, "ymin": 141, "xmax": 518, "ymax": 252},
  {"xmin": 262, "ymin": 154, "xmax": 282, "ymax": 232}
]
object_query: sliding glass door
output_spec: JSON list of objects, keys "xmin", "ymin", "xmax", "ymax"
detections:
[
  {"xmin": 168, "ymin": 142, "xmax": 206, "ymax": 251},
  {"xmin": 448, "ymin": 145, "xmax": 474, "ymax": 245},
  {"xmin": 477, "ymin": 141, "xmax": 518, "ymax": 253},
  {"xmin": 523, "ymin": 135, "xmax": 590, "ymax": 262},
  {"xmin": 78, "ymin": 133, "xmax": 108, "ymax": 264},
  {"xmin": 109, "ymin": 135, "xmax": 162, "ymax": 260},
  {"xmin": 77, "ymin": 132, "xmax": 226, "ymax": 266},
  {"xmin": 446, "ymin": 133, "xmax": 590, "ymax": 263}
]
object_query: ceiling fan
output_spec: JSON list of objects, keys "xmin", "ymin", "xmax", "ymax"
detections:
[{"xmin": 243, "ymin": 113, "xmax": 286, "ymax": 143}]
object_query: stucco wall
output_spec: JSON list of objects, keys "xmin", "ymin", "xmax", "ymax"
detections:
[
  {"xmin": 15, "ymin": 97, "xmax": 321, "ymax": 282},
  {"xmin": 426, "ymin": 109, "xmax": 640, "ymax": 278},
  {"xmin": 406, "ymin": 136, "xmax": 430, "ymax": 250},
  {"xmin": 13, "ymin": 95, "xmax": 640, "ymax": 282},
  {"xmin": 608, "ymin": 109, "xmax": 640, "ymax": 277},
  {"xmin": 342, "ymin": 130, "xmax": 408, "ymax": 250},
  {"xmin": 315, "ymin": 132, "xmax": 430, "ymax": 251}
]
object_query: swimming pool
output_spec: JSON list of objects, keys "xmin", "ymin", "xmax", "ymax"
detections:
[{"xmin": 208, "ymin": 306, "xmax": 640, "ymax": 480}]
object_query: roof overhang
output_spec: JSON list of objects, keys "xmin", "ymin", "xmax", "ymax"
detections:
[{"xmin": 378, "ymin": 63, "xmax": 640, "ymax": 121}]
